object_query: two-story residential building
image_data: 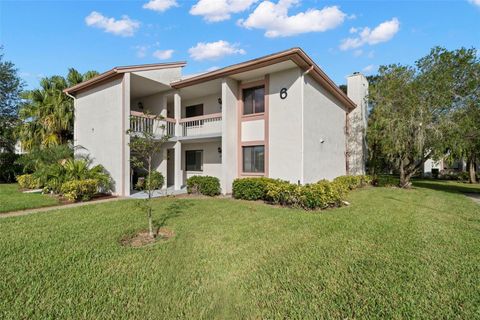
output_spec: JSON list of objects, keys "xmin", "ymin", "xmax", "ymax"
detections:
[{"xmin": 64, "ymin": 48, "xmax": 368, "ymax": 196}]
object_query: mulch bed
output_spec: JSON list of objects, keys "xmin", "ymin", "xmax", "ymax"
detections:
[{"xmin": 121, "ymin": 227, "xmax": 175, "ymax": 248}]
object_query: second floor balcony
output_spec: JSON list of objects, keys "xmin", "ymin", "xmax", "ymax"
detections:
[{"xmin": 130, "ymin": 111, "xmax": 222, "ymax": 139}]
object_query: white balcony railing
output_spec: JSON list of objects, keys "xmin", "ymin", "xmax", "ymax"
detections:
[
  {"xmin": 130, "ymin": 111, "xmax": 222, "ymax": 138},
  {"xmin": 179, "ymin": 113, "xmax": 222, "ymax": 137},
  {"xmin": 130, "ymin": 111, "xmax": 175, "ymax": 137}
]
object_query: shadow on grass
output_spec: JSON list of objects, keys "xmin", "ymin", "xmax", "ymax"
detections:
[
  {"xmin": 153, "ymin": 200, "xmax": 193, "ymax": 230},
  {"xmin": 413, "ymin": 179, "xmax": 480, "ymax": 195}
]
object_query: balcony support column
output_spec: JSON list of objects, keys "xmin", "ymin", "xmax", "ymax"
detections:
[
  {"xmin": 174, "ymin": 141, "xmax": 183, "ymax": 190},
  {"xmin": 174, "ymin": 92, "xmax": 181, "ymax": 137}
]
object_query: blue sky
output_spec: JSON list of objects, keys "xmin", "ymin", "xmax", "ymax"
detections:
[{"xmin": 1, "ymin": 0, "xmax": 479, "ymax": 89}]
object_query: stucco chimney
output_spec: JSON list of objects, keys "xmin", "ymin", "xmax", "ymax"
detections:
[{"xmin": 346, "ymin": 72, "xmax": 368, "ymax": 175}]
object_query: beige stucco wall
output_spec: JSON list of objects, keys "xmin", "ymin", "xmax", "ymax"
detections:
[
  {"xmin": 181, "ymin": 141, "xmax": 222, "ymax": 183},
  {"xmin": 74, "ymin": 76, "xmax": 129, "ymax": 195},
  {"xmin": 131, "ymin": 92, "xmax": 167, "ymax": 116},
  {"xmin": 181, "ymin": 93, "xmax": 222, "ymax": 117},
  {"xmin": 268, "ymin": 67, "xmax": 303, "ymax": 183},
  {"xmin": 303, "ymin": 74, "xmax": 347, "ymax": 182}
]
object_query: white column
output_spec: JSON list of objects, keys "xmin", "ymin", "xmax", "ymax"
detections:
[
  {"xmin": 161, "ymin": 95, "xmax": 168, "ymax": 119},
  {"xmin": 220, "ymin": 78, "xmax": 238, "ymax": 194},
  {"xmin": 122, "ymin": 73, "xmax": 131, "ymax": 196},
  {"xmin": 174, "ymin": 91, "xmax": 181, "ymax": 137},
  {"xmin": 174, "ymin": 141, "xmax": 182, "ymax": 190}
]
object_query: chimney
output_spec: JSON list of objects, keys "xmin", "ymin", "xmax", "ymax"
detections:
[{"xmin": 346, "ymin": 72, "xmax": 368, "ymax": 175}]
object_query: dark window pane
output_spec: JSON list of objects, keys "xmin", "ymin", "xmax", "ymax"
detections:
[
  {"xmin": 243, "ymin": 88, "xmax": 254, "ymax": 115},
  {"xmin": 242, "ymin": 145, "xmax": 264, "ymax": 173},
  {"xmin": 185, "ymin": 150, "xmax": 203, "ymax": 171},
  {"xmin": 243, "ymin": 147, "xmax": 253, "ymax": 172},
  {"xmin": 254, "ymin": 87, "xmax": 265, "ymax": 113},
  {"xmin": 253, "ymin": 146, "xmax": 265, "ymax": 172},
  {"xmin": 186, "ymin": 104, "xmax": 204, "ymax": 118}
]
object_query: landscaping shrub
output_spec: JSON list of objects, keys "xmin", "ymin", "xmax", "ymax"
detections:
[
  {"xmin": 187, "ymin": 176, "xmax": 220, "ymax": 196},
  {"xmin": 136, "ymin": 171, "xmax": 164, "ymax": 190},
  {"xmin": 32, "ymin": 158, "xmax": 111, "ymax": 195},
  {"xmin": 16, "ymin": 174, "xmax": 41, "ymax": 189},
  {"xmin": 265, "ymin": 179, "xmax": 348, "ymax": 210},
  {"xmin": 299, "ymin": 180, "xmax": 347, "ymax": 210},
  {"xmin": 265, "ymin": 180, "xmax": 301, "ymax": 206},
  {"xmin": 232, "ymin": 177, "xmax": 280, "ymax": 200},
  {"xmin": 233, "ymin": 175, "xmax": 372, "ymax": 211},
  {"xmin": 60, "ymin": 179, "xmax": 99, "ymax": 201},
  {"xmin": 333, "ymin": 175, "xmax": 373, "ymax": 190}
]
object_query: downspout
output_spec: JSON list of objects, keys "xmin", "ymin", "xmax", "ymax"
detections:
[
  {"xmin": 345, "ymin": 111, "xmax": 350, "ymax": 175},
  {"xmin": 300, "ymin": 65, "xmax": 314, "ymax": 184}
]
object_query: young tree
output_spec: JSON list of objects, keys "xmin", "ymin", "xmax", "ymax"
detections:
[
  {"xmin": 128, "ymin": 113, "xmax": 169, "ymax": 238},
  {"xmin": 0, "ymin": 47, "xmax": 24, "ymax": 153}
]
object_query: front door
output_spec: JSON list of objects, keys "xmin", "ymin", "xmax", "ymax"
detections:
[{"xmin": 167, "ymin": 148, "xmax": 175, "ymax": 187}]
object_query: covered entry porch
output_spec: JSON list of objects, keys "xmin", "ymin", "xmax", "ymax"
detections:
[{"xmin": 130, "ymin": 137, "xmax": 222, "ymax": 194}]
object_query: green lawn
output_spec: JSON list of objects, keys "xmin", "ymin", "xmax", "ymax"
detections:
[
  {"xmin": 1, "ymin": 180, "xmax": 479, "ymax": 319},
  {"xmin": 0, "ymin": 184, "xmax": 59, "ymax": 213}
]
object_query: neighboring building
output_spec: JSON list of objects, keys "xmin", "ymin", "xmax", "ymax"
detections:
[
  {"xmin": 64, "ymin": 48, "xmax": 368, "ymax": 196},
  {"xmin": 423, "ymin": 157, "xmax": 467, "ymax": 176}
]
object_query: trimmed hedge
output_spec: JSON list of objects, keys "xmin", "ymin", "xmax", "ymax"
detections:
[
  {"xmin": 265, "ymin": 179, "xmax": 348, "ymax": 210},
  {"xmin": 233, "ymin": 175, "xmax": 372, "ymax": 211},
  {"xmin": 17, "ymin": 174, "xmax": 41, "ymax": 190},
  {"xmin": 186, "ymin": 175, "xmax": 221, "ymax": 196},
  {"xmin": 232, "ymin": 177, "xmax": 280, "ymax": 200},
  {"xmin": 61, "ymin": 179, "xmax": 99, "ymax": 201},
  {"xmin": 333, "ymin": 175, "xmax": 372, "ymax": 190}
]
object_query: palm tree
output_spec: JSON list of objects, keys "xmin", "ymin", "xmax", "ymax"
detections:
[{"xmin": 17, "ymin": 68, "xmax": 98, "ymax": 150}]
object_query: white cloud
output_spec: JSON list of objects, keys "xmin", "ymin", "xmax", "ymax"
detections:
[
  {"xmin": 143, "ymin": 0, "xmax": 178, "ymax": 12},
  {"xmin": 136, "ymin": 45, "xmax": 148, "ymax": 58},
  {"xmin": 188, "ymin": 40, "xmax": 246, "ymax": 60},
  {"xmin": 362, "ymin": 64, "xmax": 376, "ymax": 73},
  {"xmin": 152, "ymin": 49, "xmax": 174, "ymax": 60},
  {"xmin": 190, "ymin": 0, "xmax": 258, "ymax": 22},
  {"xmin": 468, "ymin": 0, "xmax": 480, "ymax": 7},
  {"xmin": 353, "ymin": 49, "xmax": 363, "ymax": 57},
  {"xmin": 85, "ymin": 11, "xmax": 140, "ymax": 37},
  {"xmin": 340, "ymin": 18, "xmax": 400, "ymax": 50},
  {"xmin": 238, "ymin": 0, "xmax": 346, "ymax": 38}
]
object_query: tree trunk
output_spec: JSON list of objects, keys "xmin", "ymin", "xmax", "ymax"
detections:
[
  {"xmin": 399, "ymin": 159, "xmax": 413, "ymax": 188},
  {"xmin": 148, "ymin": 207, "xmax": 154, "ymax": 238},
  {"xmin": 468, "ymin": 156, "xmax": 477, "ymax": 184},
  {"xmin": 399, "ymin": 160, "xmax": 407, "ymax": 187},
  {"xmin": 147, "ymin": 157, "xmax": 154, "ymax": 238}
]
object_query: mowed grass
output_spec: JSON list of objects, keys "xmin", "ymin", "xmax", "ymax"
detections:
[
  {"xmin": 0, "ymin": 184, "xmax": 59, "ymax": 213},
  {"xmin": 1, "ymin": 180, "xmax": 480, "ymax": 319}
]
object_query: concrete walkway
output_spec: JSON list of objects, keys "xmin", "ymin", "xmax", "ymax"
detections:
[
  {"xmin": 0, "ymin": 196, "xmax": 126, "ymax": 219},
  {"xmin": 465, "ymin": 193, "xmax": 480, "ymax": 204},
  {"xmin": 129, "ymin": 187, "xmax": 187, "ymax": 199}
]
